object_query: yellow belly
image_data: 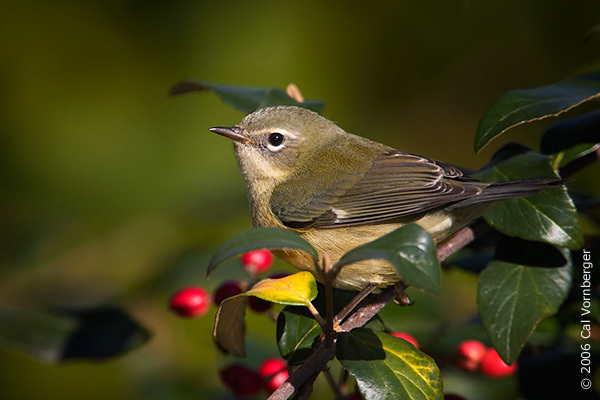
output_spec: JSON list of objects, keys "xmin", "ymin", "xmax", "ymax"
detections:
[{"xmin": 273, "ymin": 210, "xmax": 463, "ymax": 291}]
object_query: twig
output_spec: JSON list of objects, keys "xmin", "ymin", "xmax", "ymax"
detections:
[
  {"xmin": 337, "ymin": 229, "xmax": 477, "ymax": 332},
  {"xmin": 322, "ymin": 368, "xmax": 342, "ymax": 399},
  {"xmin": 268, "ymin": 226, "xmax": 479, "ymax": 399},
  {"xmin": 436, "ymin": 227, "xmax": 475, "ymax": 262},
  {"xmin": 337, "ymin": 368, "xmax": 349, "ymax": 395},
  {"xmin": 291, "ymin": 371, "xmax": 317, "ymax": 400},
  {"xmin": 333, "ymin": 284, "xmax": 377, "ymax": 327},
  {"xmin": 306, "ymin": 302, "xmax": 326, "ymax": 331},
  {"xmin": 267, "ymin": 341, "xmax": 336, "ymax": 400},
  {"xmin": 338, "ymin": 286, "xmax": 398, "ymax": 332},
  {"xmin": 323, "ymin": 253, "xmax": 335, "ymax": 343}
]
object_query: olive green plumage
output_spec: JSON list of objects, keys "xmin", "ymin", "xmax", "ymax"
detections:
[{"xmin": 210, "ymin": 106, "xmax": 562, "ymax": 291}]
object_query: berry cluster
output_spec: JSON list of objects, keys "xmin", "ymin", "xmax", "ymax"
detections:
[
  {"xmin": 387, "ymin": 333, "xmax": 518, "ymax": 379},
  {"xmin": 385, "ymin": 335, "xmax": 517, "ymax": 400},
  {"xmin": 220, "ymin": 358, "xmax": 289, "ymax": 397},
  {"xmin": 168, "ymin": 249, "xmax": 275, "ymax": 318},
  {"xmin": 167, "ymin": 250, "xmax": 518, "ymax": 398},
  {"xmin": 454, "ymin": 339, "xmax": 518, "ymax": 378}
]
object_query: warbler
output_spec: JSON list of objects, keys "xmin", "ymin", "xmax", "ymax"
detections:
[{"xmin": 210, "ymin": 106, "xmax": 561, "ymax": 291}]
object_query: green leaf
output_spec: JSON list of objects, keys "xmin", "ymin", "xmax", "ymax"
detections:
[
  {"xmin": 276, "ymin": 306, "xmax": 321, "ymax": 365},
  {"xmin": 334, "ymin": 224, "xmax": 440, "ymax": 294},
  {"xmin": 475, "ymin": 151, "xmax": 582, "ymax": 249},
  {"xmin": 214, "ymin": 272, "xmax": 318, "ymax": 357},
  {"xmin": 0, "ymin": 306, "xmax": 150, "ymax": 363},
  {"xmin": 494, "ymin": 236, "xmax": 568, "ymax": 268},
  {"xmin": 549, "ymin": 142, "xmax": 600, "ymax": 171},
  {"xmin": 475, "ymin": 73, "xmax": 600, "ymax": 153},
  {"xmin": 207, "ymin": 227, "xmax": 318, "ymax": 278},
  {"xmin": 478, "ymin": 256, "xmax": 572, "ymax": 363},
  {"xmin": 540, "ymin": 110, "xmax": 600, "ymax": 154},
  {"xmin": 483, "ymin": 143, "xmax": 533, "ymax": 168},
  {"xmin": 169, "ymin": 80, "xmax": 325, "ymax": 114},
  {"xmin": 337, "ymin": 328, "xmax": 443, "ymax": 400},
  {"xmin": 276, "ymin": 285, "xmax": 359, "ymax": 365}
]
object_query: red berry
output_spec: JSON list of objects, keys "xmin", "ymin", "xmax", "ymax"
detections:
[
  {"xmin": 479, "ymin": 348, "xmax": 518, "ymax": 378},
  {"xmin": 259, "ymin": 358, "xmax": 288, "ymax": 394},
  {"xmin": 455, "ymin": 340, "xmax": 487, "ymax": 372},
  {"xmin": 213, "ymin": 280, "xmax": 243, "ymax": 306},
  {"xmin": 390, "ymin": 332, "xmax": 419, "ymax": 348},
  {"xmin": 169, "ymin": 286, "xmax": 210, "ymax": 318},
  {"xmin": 248, "ymin": 296, "xmax": 272, "ymax": 313},
  {"xmin": 241, "ymin": 250, "xmax": 273, "ymax": 274},
  {"xmin": 220, "ymin": 364, "xmax": 264, "ymax": 398}
]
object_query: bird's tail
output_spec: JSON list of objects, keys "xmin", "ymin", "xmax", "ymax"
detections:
[{"xmin": 460, "ymin": 178, "xmax": 567, "ymax": 206}]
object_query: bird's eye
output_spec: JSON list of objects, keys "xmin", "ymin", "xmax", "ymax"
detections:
[{"xmin": 268, "ymin": 132, "xmax": 284, "ymax": 147}]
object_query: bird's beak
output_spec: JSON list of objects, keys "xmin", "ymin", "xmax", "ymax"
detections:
[{"xmin": 209, "ymin": 126, "xmax": 250, "ymax": 144}]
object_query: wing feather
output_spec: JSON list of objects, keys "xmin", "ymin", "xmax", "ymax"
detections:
[{"xmin": 273, "ymin": 150, "xmax": 483, "ymax": 228}]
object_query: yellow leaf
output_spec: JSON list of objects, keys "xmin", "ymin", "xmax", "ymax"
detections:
[
  {"xmin": 213, "ymin": 272, "xmax": 318, "ymax": 357},
  {"xmin": 245, "ymin": 271, "xmax": 317, "ymax": 306}
]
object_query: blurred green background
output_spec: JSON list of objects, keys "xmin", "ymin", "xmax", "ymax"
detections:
[{"xmin": 1, "ymin": 1, "xmax": 599, "ymax": 399}]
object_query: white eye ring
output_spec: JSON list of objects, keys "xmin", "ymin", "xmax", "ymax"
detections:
[
  {"xmin": 264, "ymin": 128, "xmax": 296, "ymax": 152},
  {"xmin": 268, "ymin": 132, "xmax": 284, "ymax": 147},
  {"xmin": 266, "ymin": 132, "xmax": 285, "ymax": 152}
]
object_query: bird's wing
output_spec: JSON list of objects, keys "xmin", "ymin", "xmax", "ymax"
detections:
[{"xmin": 271, "ymin": 151, "xmax": 483, "ymax": 229}]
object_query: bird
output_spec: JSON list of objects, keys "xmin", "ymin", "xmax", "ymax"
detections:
[{"xmin": 209, "ymin": 105, "xmax": 563, "ymax": 291}]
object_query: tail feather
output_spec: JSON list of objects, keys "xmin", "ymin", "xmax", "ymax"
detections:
[{"xmin": 462, "ymin": 178, "xmax": 567, "ymax": 206}]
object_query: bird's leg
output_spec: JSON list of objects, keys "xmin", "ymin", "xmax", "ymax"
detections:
[{"xmin": 392, "ymin": 281, "xmax": 413, "ymax": 306}]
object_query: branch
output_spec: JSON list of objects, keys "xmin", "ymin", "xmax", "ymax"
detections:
[
  {"xmin": 338, "ymin": 286, "xmax": 398, "ymax": 332},
  {"xmin": 267, "ymin": 341, "xmax": 336, "ymax": 400},
  {"xmin": 333, "ymin": 284, "xmax": 377, "ymax": 327},
  {"xmin": 436, "ymin": 227, "xmax": 475, "ymax": 262},
  {"xmin": 267, "ymin": 226, "xmax": 477, "ymax": 399},
  {"xmin": 339, "ymin": 226, "xmax": 476, "ymax": 332}
]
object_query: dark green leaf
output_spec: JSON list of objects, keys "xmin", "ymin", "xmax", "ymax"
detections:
[
  {"xmin": 570, "ymin": 192, "xmax": 600, "ymax": 209},
  {"xmin": 448, "ymin": 253, "xmax": 494, "ymax": 274},
  {"xmin": 541, "ymin": 110, "xmax": 600, "ymax": 154},
  {"xmin": 207, "ymin": 227, "xmax": 318, "ymax": 277},
  {"xmin": 475, "ymin": 73, "xmax": 600, "ymax": 153},
  {"xmin": 475, "ymin": 151, "xmax": 582, "ymax": 249},
  {"xmin": 549, "ymin": 142, "xmax": 600, "ymax": 171},
  {"xmin": 337, "ymin": 328, "xmax": 443, "ymax": 400},
  {"xmin": 334, "ymin": 224, "xmax": 440, "ymax": 294},
  {"xmin": 276, "ymin": 306, "xmax": 320, "ymax": 365},
  {"xmin": 494, "ymin": 236, "xmax": 568, "ymax": 268},
  {"xmin": 169, "ymin": 80, "xmax": 325, "ymax": 114},
  {"xmin": 483, "ymin": 143, "xmax": 533, "ymax": 169},
  {"xmin": 0, "ymin": 306, "xmax": 150, "ymax": 363},
  {"xmin": 275, "ymin": 285, "xmax": 358, "ymax": 365},
  {"xmin": 478, "ymin": 256, "xmax": 572, "ymax": 363}
]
